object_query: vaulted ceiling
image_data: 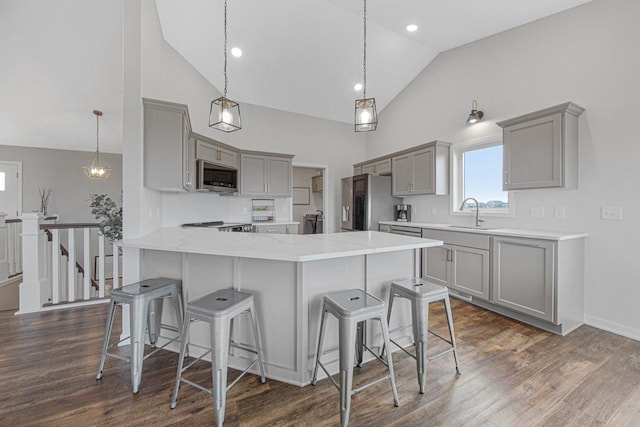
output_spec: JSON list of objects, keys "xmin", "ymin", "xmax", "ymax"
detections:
[{"xmin": 0, "ymin": 0, "xmax": 594, "ymax": 154}]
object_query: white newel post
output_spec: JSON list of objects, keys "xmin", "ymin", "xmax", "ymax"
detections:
[
  {"xmin": 0, "ymin": 213, "xmax": 9, "ymax": 282},
  {"xmin": 18, "ymin": 213, "xmax": 47, "ymax": 313}
]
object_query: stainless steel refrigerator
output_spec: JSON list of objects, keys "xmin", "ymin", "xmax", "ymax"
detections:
[{"xmin": 341, "ymin": 174, "xmax": 400, "ymax": 231}]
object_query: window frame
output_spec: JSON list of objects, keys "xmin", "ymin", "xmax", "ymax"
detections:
[{"xmin": 450, "ymin": 134, "xmax": 515, "ymax": 218}]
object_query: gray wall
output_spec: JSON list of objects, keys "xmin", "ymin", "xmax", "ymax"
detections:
[{"xmin": 0, "ymin": 145, "xmax": 122, "ymax": 222}]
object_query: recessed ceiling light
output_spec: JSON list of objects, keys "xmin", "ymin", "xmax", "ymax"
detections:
[
  {"xmin": 354, "ymin": 83, "xmax": 363, "ymax": 91},
  {"xmin": 231, "ymin": 47, "xmax": 242, "ymax": 57},
  {"xmin": 406, "ymin": 24, "xmax": 418, "ymax": 32}
]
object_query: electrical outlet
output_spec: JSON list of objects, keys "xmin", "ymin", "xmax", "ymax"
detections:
[
  {"xmin": 431, "ymin": 207, "xmax": 437, "ymax": 215},
  {"xmin": 554, "ymin": 207, "xmax": 565, "ymax": 218},
  {"xmin": 242, "ymin": 207, "xmax": 248, "ymax": 214},
  {"xmin": 530, "ymin": 207, "xmax": 544, "ymax": 218},
  {"xmin": 601, "ymin": 206, "xmax": 622, "ymax": 220}
]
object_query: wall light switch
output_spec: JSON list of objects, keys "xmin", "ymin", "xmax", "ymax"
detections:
[
  {"xmin": 431, "ymin": 207, "xmax": 437, "ymax": 215},
  {"xmin": 530, "ymin": 207, "xmax": 544, "ymax": 218},
  {"xmin": 242, "ymin": 207, "xmax": 248, "ymax": 215},
  {"xmin": 554, "ymin": 207, "xmax": 565, "ymax": 218},
  {"xmin": 601, "ymin": 206, "xmax": 622, "ymax": 220}
]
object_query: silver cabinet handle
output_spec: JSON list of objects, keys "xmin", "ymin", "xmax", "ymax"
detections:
[{"xmin": 504, "ymin": 170, "xmax": 509, "ymax": 185}]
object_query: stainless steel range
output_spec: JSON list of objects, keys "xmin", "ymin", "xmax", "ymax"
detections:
[{"xmin": 182, "ymin": 221, "xmax": 254, "ymax": 232}]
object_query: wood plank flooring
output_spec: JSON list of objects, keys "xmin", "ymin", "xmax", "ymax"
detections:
[{"xmin": 1, "ymin": 299, "xmax": 638, "ymax": 426}]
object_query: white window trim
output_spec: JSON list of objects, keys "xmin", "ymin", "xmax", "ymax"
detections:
[{"xmin": 450, "ymin": 134, "xmax": 515, "ymax": 218}]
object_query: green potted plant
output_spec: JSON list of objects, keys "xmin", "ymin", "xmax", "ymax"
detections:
[{"xmin": 89, "ymin": 194, "xmax": 122, "ymax": 241}]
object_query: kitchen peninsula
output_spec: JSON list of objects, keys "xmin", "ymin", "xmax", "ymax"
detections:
[{"xmin": 123, "ymin": 229, "xmax": 443, "ymax": 386}]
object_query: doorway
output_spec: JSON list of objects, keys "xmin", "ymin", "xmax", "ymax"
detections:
[
  {"xmin": 292, "ymin": 165, "xmax": 327, "ymax": 234},
  {"xmin": 0, "ymin": 162, "xmax": 22, "ymax": 219}
]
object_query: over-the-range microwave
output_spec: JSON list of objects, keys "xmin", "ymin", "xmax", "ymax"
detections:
[{"xmin": 197, "ymin": 160, "xmax": 237, "ymax": 193}]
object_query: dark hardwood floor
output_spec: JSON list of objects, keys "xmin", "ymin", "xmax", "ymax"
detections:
[{"xmin": 1, "ymin": 299, "xmax": 638, "ymax": 426}]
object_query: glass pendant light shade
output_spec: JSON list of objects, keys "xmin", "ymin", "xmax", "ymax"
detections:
[
  {"xmin": 209, "ymin": 96, "xmax": 241, "ymax": 132},
  {"xmin": 354, "ymin": 97, "xmax": 378, "ymax": 132},
  {"xmin": 83, "ymin": 110, "xmax": 111, "ymax": 179}
]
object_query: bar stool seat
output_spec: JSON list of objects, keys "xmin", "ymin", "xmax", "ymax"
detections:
[
  {"xmin": 385, "ymin": 278, "xmax": 460, "ymax": 394},
  {"xmin": 170, "ymin": 288, "xmax": 266, "ymax": 427},
  {"xmin": 312, "ymin": 289, "xmax": 399, "ymax": 427},
  {"xmin": 96, "ymin": 278, "xmax": 184, "ymax": 394}
]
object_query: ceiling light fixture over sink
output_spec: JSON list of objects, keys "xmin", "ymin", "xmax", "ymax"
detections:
[
  {"xmin": 209, "ymin": 0, "xmax": 242, "ymax": 132},
  {"xmin": 354, "ymin": 0, "xmax": 377, "ymax": 132},
  {"xmin": 466, "ymin": 99, "xmax": 484, "ymax": 124}
]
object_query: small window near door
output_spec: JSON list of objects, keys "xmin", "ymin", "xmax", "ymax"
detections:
[
  {"xmin": 453, "ymin": 138, "xmax": 512, "ymax": 216},
  {"xmin": 0, "ymin": 172, "xmax": 5, "ymax": 191}
]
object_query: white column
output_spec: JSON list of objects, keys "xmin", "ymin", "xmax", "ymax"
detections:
[
  {"xmin": 51, "ymin": 229, "xmax": 60, "ymax": 304},
  {"xmin": 112, "ymin": 241, "xmax": 119, "ymax": 290},
  {"xmin": 18, "ymin": 213, "xmax": 44, "ymax": 313},
  {"xmin": 67, "ymin": 229, "xmax": 76, "ymax": 302},
  {"xmin": 98, "ymin": 234, "xmax": 105, "ymax": 298},
  {"xmin": 83, "ymin": 228, "xmax": 91, "ymax": 299}
]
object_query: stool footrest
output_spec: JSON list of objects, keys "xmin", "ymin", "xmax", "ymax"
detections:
[
  {"xmin": 428, "ymin": 347, "xmax": 455, "ymax": 361},
  {"xmin": 351, "ymin": 374, "xmax": 391, "ymax": 395},
  {"xmin": 180, "ymin": 377, "xmax": 212, "ymax": 395},
  {"xmin": 104, "ymin": 352, "xmax": 130, "ymax": 363},
  {"xmin": 230, "ymin": 341, "xmax": 259, "ymax": 356}
]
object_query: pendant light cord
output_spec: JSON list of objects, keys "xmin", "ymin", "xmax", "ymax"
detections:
[
  {"xmin": 223, "ymin": 0, "xmax": 228, "ymax": 98},
  {"xmin": 95, "ymin": 112, "xmax": 100, "ymax": 163},
  {"xmin": 363, "ymin": 0, "xmax": 367, "ymax": 99}
]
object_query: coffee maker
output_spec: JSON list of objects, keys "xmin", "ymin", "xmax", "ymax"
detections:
[{"xmin": 395, "ymin": 204, "xmax": 411, "ymax": 222}]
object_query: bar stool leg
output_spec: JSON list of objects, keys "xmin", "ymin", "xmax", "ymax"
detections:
[
  {"xmin": 379, "ymin": 315, "xmax": 400, "ymax": 406},
  {"xmin": 311, "ymin": 308, "xmax": 328, "ymax": 385},
  {"xmin": 413, "ymin": 299, "xmax": 428, "ymax": 394},
  {"xmin": 96, "ymin": 300, "xmax": 118, "ymax": 380},
  {"xmin": 170, "ymin": 313, "xmax": 191, "ymax": 409},
  {"xmin": 147, "ymin": 298, "xmax": 163, "ymax": 348},
  {"xmin": 443, "ymin": 296, "xmax": 461, "ymax": 375},
  {"xmin": 248, "ymin": 306, "xmax": 266, "ymax": 383},
  {"xmin": 130, "ymin": 297, "xmax": 149, "ymax": 394},
  {"xmin": 380, "ymin": 289, "xmax": 396, "ymax": 359},
  {"xmin": 338, "ymin": 318, "xmax": 357, "ymax": 427},
  {"xmin": 211, "ymin": 316, "xmax": 230, "ymax": 427}
]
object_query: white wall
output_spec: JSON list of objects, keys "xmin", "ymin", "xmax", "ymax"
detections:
[
  {"xmin": 0, "ymin": 144, "xmax": 122, "ymax": 222},
  {"xmin": 138, "ymin": 0, "xmax": 364, "ymax": 232},
  {"xmin": 364, "ymin": 0, "xmax": 640, "ymax": 339}
]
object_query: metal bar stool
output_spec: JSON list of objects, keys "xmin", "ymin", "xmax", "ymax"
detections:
[
  {"xmin": 384, "ymin": 278, "xmax": 460, "ymax": 394},
  {"xmin": 96, "ymin": 278, "xmax": 184, "ymax": 394},
  {"xmin": 170, "ymin": 288, "xmax": 266, "ymax": 427},
  {"xmin": 312, "ymin": 289, "xmax": 399, "ymax": 427}
]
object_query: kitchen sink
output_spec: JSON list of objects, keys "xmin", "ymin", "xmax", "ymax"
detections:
[{"xmin": 447, "ymin": 225, "xmax": 498, "ymax": 230}]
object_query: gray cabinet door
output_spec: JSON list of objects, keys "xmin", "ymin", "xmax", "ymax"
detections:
[
  {"xmin": 267, "ymin": 157, "xmax": 292, "ymax": 196},
  {"xmin": 503, "ymin": 113, "xmax": 562, "ymax": 190},
  {"xmin": 492, "ymin": 237, "xmax": 555, "ymax": 322},
  {"xmin": 411, "ymin": 147, "xmax": 435, "ymax": 194},
  {"xmin": 391, "ymin": 154, "xmax": 411, "ymax": 196},
  {"xmin": 422, "ymin": 245, "xmax": 450, "ymax": 287},
  {"xmin": 143, "ymin": 103, "xmax": 190, "ymax": 192},
  {"xmin": 450, "ymin": 245, "xmax": 489, "ymax": 299},
  {"xmin": 196, "ymin": 140, "xmax": 237, "ymax": 169},
  {"xmin": 240, "ymin": 154, "xmax": 268, "ymax": 195}
]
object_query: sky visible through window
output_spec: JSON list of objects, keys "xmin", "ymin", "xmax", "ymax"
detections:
[{"xmin": 463, "ymin": 145, "xmax": 508, "ymax": 208}]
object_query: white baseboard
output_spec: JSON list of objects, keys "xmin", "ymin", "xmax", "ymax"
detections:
[{"xmin": 584, "ymin": 315, "xmax": 640, "ymax": 342}]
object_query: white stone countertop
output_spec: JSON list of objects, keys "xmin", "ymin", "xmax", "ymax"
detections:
[
  {"xmin": 252, "ymin": 221, "xmax": 299, "ymax": 225},
  {"xmin": 123, "ymin": 228, "xmax": 443, "ymax": 262},
  {"xmin": 379, "ymin": 221, "xmax": 588, "ymax": 241}
]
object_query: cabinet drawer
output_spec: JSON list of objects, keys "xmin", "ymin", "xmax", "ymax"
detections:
[
  {"xmin": 421, "ymin": 228, "xmax": 490, "ymax": 250},
  {"xmin": 254, "ymin": 224, "xmax": 288, "ymax": 234}
]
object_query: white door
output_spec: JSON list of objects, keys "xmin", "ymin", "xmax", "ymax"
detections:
[{"xmin": 0, "ymin": 162, "xmax": 21, "ymax": 219}]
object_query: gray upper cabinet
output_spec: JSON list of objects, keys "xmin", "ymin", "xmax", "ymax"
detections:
[
  {"xmin": 195, "ymin": 137, "xmax": 237, "ymax": 169},
  {"xmin": 357, "ymin": 158, "xmax": 392, "ymax": 176},
  {"xmin": 392, "ymin": 141, "xmax": 450, "ymax": 196},
  {"xmin": 240, "ymin": 153, "xmax": 293, "ymax": 197},
  {"xmin": 497, "ymin": 102, "xmax": 584, "ymax": 191},
  {"xmin": 143, "ymin": 98, "xmax": 192, "ymax": 192}
]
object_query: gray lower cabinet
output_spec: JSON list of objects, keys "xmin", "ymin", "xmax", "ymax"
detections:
[
  {"xmin": 143, "ymin": 98, "xmax": 192, "ymax": 192},
  {"xmin": 422, "ymin": 229, "xmax": 490, "ymax": 300},
  {"xmin": 253, "ymin": 224, "xmax": 298, "ymax": 234},
  {"xmin": 240, "ymin": 153, "xmax": 293, "ymax": 197},
  {"xmin": 492, "ymin": 236, "xmax": 555, "ymax": 322}
]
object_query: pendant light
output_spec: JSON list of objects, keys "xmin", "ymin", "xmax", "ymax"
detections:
[
  {"xmin": 466, "ymin": 99, "xmax": 484, "ymax": 124},
  {"xmin": 83, "ymin": 110, "xmax": 111, "ymax": 179},
  {"xmin": 354, "ymin": 0, "xmax": 377, "ymax": 132},
  {"xmin": 209, "ymin": 0, "xmax": 241, "ymax": 132}
]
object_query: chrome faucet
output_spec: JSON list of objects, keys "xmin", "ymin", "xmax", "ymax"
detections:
[{"xmin": 459, "ymin": 197, "xmax": 484, "ymax": 227}]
